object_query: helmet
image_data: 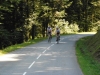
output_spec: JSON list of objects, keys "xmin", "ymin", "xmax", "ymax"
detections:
[
  {"xmin": 56, "ymin": 27, "xmax": 59, "ymax": 29},
  {"xmin": 48, "ymin": 26, "xmax": 50, "ymax": 29}
]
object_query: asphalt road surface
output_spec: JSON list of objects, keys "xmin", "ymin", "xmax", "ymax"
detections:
[{"xmin": 0, "ymin": 33, "xmax": 96, "ymax": 75}]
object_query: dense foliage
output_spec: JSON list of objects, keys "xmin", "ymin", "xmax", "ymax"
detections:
[
  {"xmin": 0, "ymin": 0, "xmax": 100, "ymax": 49},
  {"xmin": 65, "ymin": 0, "xmax": 100, "ymax": 31}
]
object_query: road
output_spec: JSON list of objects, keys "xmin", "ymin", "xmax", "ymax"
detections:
[{"xmin": 0, "ymin": 33, "xmax": 96, "ymax": 75}]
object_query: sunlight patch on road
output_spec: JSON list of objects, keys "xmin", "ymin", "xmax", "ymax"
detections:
[
  {"xmin": 58, "ymin": 42, "xmax": 67, "ymax": 43},
  {"xmin": 0, "ymin": 54, "xmax": 25, "ymax": 61},
  {"xmin": 47, "ymin": 67, "xmax": 76, "ymax": 71},
  {"xmin": 35, "ymin": 71, "xmax": 46, "ymax": 73},
  {"xmin": 77, "ymin": 32, "xmax": 96, "ymax": 34},
  {"xmin": 23, "ymin": 47, "xmax": 46, "ymax": 49}
]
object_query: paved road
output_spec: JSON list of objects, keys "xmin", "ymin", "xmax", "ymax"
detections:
[{"xmin": 0, "ymin": 33, "xmax": 95, "ymax": 75}]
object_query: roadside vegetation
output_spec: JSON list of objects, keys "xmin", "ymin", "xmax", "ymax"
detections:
[
  {"xmin": 0, "ymin": 1, "xmax": 100, "ymax": 74},
  {"xmin": 0, "ymin": 0, "xmax": 100, "ymax": 50},
  {"xmin": 0, "ymin": 37, "xmax": 47, "ymax": 55},
  {"xmin": 76, "ymin": 31, "xmax": 100, "ymax": 75}
]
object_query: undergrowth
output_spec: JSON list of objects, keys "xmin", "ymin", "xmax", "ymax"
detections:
[
  {"xmin": 76, "ymin": 36, "xmax": 100, "ymax": 75},
  {"xmin": 0, "ymin": 37, "xmax": 47, "ymax": 55}
]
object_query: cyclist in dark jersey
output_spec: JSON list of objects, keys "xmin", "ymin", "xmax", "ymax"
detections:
[{"xmin": 56, "ymin": 27, "xmax": 60, "ymax": 41}]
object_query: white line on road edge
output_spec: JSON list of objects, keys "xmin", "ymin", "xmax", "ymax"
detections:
[
  {"xmin": 28, "ymin": 61, "xmax": 35, "ymax": 69},
  {"xmin": 23, "ymin": 72, "xmax": 27, "ymax": 75},
  {"xmin": 37, "ymin": 54, "xmax": 42, "ymax": 59}
]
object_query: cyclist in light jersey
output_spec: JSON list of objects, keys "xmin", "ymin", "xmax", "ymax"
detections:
[{"xmin": 47, "ymin": 26, "xmax": 52, "ymax": 37}]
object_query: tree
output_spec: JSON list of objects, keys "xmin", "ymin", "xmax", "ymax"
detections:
[{"xmin": 65, "ymin": 0, "xmax": 100, "ymax": 31}]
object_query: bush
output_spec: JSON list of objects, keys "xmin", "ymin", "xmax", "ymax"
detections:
[
  {"xmin": 0, "ymin": 29, "xmax": 24, "ymax": 49},
  {"xmin": 12, "ymin": 31, "xmax": 24, "ymax": 44},
  {"xmin": 0, "ymin": 29, "xmax": 12, "ymax": 49}
]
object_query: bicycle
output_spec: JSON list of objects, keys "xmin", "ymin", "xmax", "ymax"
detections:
[
  {"xmin": 48, "ymin": 33, "xmax": 52, "ymax": 43},
  {"xmin": 56, "ymin": 35, "xmax": 60, "ymax": 44}
]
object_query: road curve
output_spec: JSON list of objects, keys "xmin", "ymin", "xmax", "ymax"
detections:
[{"xmin": 0, "ymin": 33, "xmax": 96, "ymax": 75}]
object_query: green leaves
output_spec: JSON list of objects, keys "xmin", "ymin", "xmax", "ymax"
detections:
[
  {"xmin": 0, "ymin": 0, "xmax": 100, "ymax": 49},
  {"xmin": 65, "ymin": 0, "xmax": 100, "ymax": 31}
]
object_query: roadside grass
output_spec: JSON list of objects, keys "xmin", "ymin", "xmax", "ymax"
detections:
[
  {"xmin": 76, "ymin": 36, "xmax": 100, "ymax": 75},
  {"xmin": 0, "ymin": 37, "xmax": 47, "ymax": 55}
]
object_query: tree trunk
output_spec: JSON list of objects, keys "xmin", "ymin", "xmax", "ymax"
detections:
[{"xmin": 32, "ymin": 25, "xmax": 36, "ymax": 39}]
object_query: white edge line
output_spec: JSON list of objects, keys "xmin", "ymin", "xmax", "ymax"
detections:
[
  {"xmin": 28, "ymin": 61, "xmax": 35, "ymax": 69},
  {"xmin": 23, "ymin": 72, "xmax": 27, "ymax": 75},
  {"xmin": 37, "ymin": 54, "xmax": 41, "ymax": 59}
]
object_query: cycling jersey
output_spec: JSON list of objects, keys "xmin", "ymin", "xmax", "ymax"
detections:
[
  {"xmin": 56, "ymin": 29, "xmax": 60, "ymax": 35},
  {"xmin": 47, "ymin": 27, "xmax": 52, "ymax": 34}
]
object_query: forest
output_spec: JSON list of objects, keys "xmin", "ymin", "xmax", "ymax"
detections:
[{"xmin": 0, "ymin": 0, "xmax": 100, "ymax": 49}]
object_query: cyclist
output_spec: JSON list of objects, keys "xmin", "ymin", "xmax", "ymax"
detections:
[
  {"xmin": 47, "ymin": 26, "xmax": 52, "ymax": 42},
  {"xmin": 56, "ymin": 27, "xmax": 60, "ymax": 41}
]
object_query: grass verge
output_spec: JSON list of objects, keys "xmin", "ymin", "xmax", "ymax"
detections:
[
  {"xmin": 0, "ymin": 37, "xmax": 47, "ymax": 55},
  {"xmin": 76, "ymin": 36, "xmax": 100, "ymax": 75}
]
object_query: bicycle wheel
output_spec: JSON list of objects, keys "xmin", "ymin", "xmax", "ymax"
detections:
[{"xmin": 56, "ymin": 36, "xmax": 59, "ymax": 44}]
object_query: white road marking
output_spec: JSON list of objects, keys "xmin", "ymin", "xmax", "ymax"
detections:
[
  {"xmin": 47, "ymin": 47, "xmax": 50, "ymax": 49},
  {"xmin": 26, "ymin": 44, "xmax": 55, "ymax": 74},
  {"xmin": 51, "ymin": 44, "xmax": 54, "ymax": 46},
  {"xmin": 47, "ymin": 44, "xmax": 54, "ymax": 49},
  {"xmin": 37, "ymin": 54, "xmax": 42, "ymax": 59},
  {"xmin": 43, "ymin": 50, "xmax": 46, "ymax": 53},
  {"xmin": 60, "ymin": 38, "xmax": 65, "ymax": 41},
  {"xmin": 28, "ymin": 61, "xmax": 35, "ymax": 69},
  {"xmin": 42, "ymin": 44, "xmax": 54, "ymax": 53},
  {"xmin": 23, "ymin": 72, "xmax": 27, "ymax": 75}
]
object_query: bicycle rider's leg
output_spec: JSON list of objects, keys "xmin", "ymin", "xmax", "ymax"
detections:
[
  {"xmin": 56, "ymin": 34, "xmax": 58, "ymax": 41},
  {"xmin": 49, "ymin": 33, "xmax": 51, "ymax": 42},
  {"xmin": 50, "ymin": 33, "xmax": 52, "ymax": 39},
  {"xmin": 48, "ymin": 33, "xmax": 50, "ymax": 42},
  {"xmin": 56, "ymin": 34, "xmax": 59, "ymax": 42},
  {"xmin": 57, "ymin": 34, "xmax": 60, "ymax": 40},
  {"xmin": 59, "ymin": 34, "xmax": 60, "ymax": 40},
  {"xmin": 48, "ymin": 33, "xmax": 51, "ymax": 43}
]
